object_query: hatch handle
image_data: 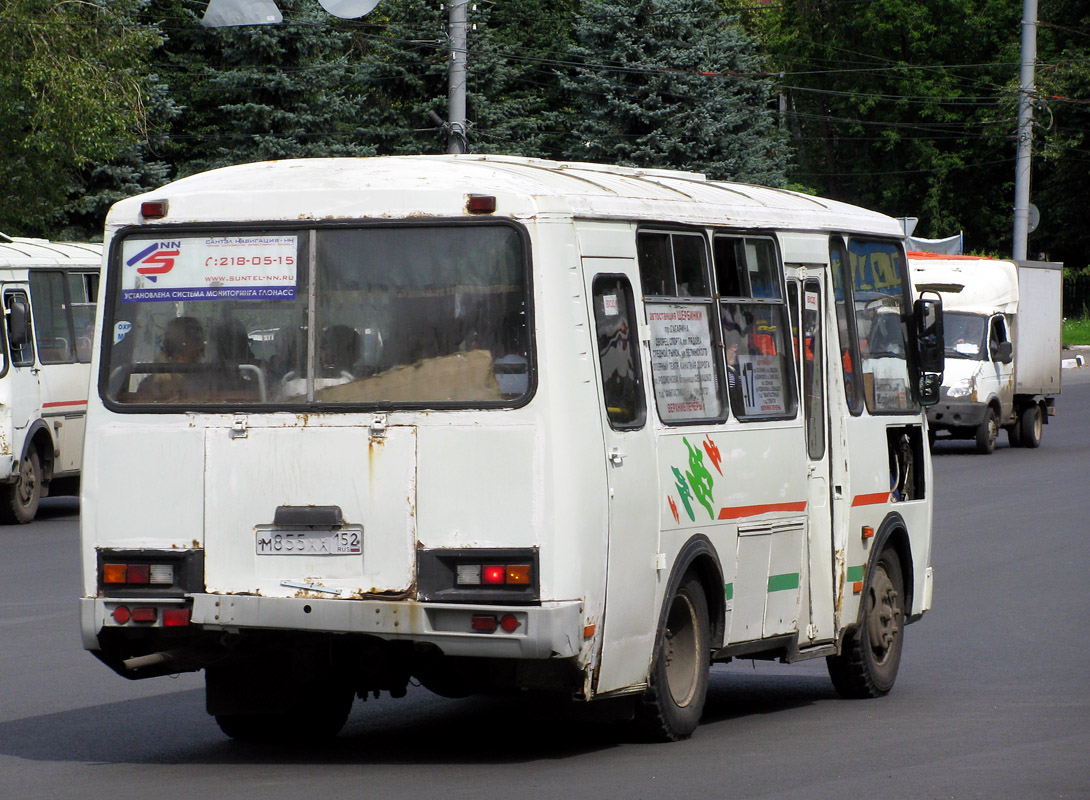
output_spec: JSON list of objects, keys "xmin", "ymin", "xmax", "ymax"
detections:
[{"xmin": 273, "ymin": 505, "xmax": 344, "ymax": 528}]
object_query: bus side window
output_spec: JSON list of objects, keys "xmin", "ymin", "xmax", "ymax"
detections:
[
  {"xmin": 29, "ymin": 271, "xmax": 75, "ymax": 363},
  {"xmin": 592, "ymin": 275, "xmax": 646, "ymax": 429},
  {"xmin": 830, "ymin": 239, "xmax": 863, "ymax": 415}
]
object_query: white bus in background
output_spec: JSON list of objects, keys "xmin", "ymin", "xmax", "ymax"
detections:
[
  {"xmin": 79, "ymin": 156, "xmax": 943, "ymax": 742},
  {"xmin": 0, "ymin": 234, "xmax": 100, "ymax": 523}
]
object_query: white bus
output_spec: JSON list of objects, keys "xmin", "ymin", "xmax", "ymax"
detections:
[
  {"xmin": 80, "ymin": 156, "xmax": 943, "ymax": 742},
  {"xmin": 0, "ymin": 234, "xmax": 100, "ymax": 523}
]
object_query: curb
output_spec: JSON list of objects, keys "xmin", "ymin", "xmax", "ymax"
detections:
[{"xmin": 1061, "ymin": 355, "xmax": 1086, "ymax": 369}]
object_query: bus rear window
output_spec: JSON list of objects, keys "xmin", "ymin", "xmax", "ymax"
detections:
[{"xmin": 103, "ymin": 224, "xmax": 531, "ymax": 408}]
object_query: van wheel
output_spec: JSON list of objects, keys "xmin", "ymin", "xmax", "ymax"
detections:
[
  {"xmin": 635, "ymin": 574, "xmax": 710, "ymax": 742},
  {"xmin": 1018, "ymin": 404, "xmax": 1043, "ymax": 448},
  {"xmin": 0, "ymin": 449, "xmax": 41, "ymax": 524},
  {"xmin": 827, "ymin": 549, "xmax": 904, "ymax": 698},
  {"xmin": 214, "ymin": 683, "xmax": 353, "ymax": 742},
  {"xmin": 974, "ymin": 407, "xmax": 998, "ymax": 454}
]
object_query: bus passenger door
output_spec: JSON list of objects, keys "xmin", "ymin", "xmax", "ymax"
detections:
[
  {"xmin": 790, "ymin": 275, "xmax": 835, "ymax": 643},
  {"xmin": 586, "ymin": 267, "xmax": 660, "ymax": 695}
]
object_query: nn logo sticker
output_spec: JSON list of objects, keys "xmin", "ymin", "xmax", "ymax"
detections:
[{"xmin": 127, "ymin": 241, "xmax": 181, "ymax": 282}]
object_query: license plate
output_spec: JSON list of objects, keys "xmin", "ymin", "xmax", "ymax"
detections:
[{"xmin": 255, "ymin": 528, "xmax": 362, "ymax": 555}]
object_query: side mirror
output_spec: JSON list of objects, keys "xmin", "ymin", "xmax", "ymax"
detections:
[
  {"xmin": 918, "ymin": 372, "xmax": 941, "ymax": 405},
  {"xmin": 913, "ymin": 295, "xmax": 944, "ymax": 373},
  {"xmin": 993, "ymin": 341, "xmax": 1013, "ymax": 364},
  {"xmin": 914, "ymin": 294, "xmax": 944, "ymax": 406},
  {"xmin": 7, "ymin": 298, "xmax": 29, "ymax": 347}
]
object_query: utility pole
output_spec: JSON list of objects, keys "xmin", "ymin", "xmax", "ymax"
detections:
[
  {"xmin": 1012, "ymin": 0, "xmax": 1037, "ymax": 261},
  {"xmin": 446, "ymin": 0, "xmax": 469, "ymax": 154}
]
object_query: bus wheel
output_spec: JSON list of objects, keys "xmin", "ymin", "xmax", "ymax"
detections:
[
  {"xmin": 1, "ymin": 449, "xmax": 41, "ymax": 524},
  {"xmin": 974, "ymin": 407, "xmax": 998, "ymax": 454},
  {"xmin": 213, "ymin": 684, "xmax": 353, "ymax": 742},
  {"xmin": 1019, "ymin": 404, "xmax": 1043, "ymax": 448},
  {"xmin": 636, "ymin": 574, "xmax": 709, "ymax": 741},
  {"xmin": 827, "ymin": 548, "xmax": 904, "ymax": 698}
]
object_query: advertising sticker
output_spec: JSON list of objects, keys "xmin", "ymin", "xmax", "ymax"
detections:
[{"xmin": 121, "ymin": 235, "xmax": 298, "ymax": 303}]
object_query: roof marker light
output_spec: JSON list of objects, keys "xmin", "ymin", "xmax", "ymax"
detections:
[
  {"xmin": 140, "ymin": 200, "xmax": 168, "ymax": 219},
  {"xmin": 466, "ymin": 195, "xmax": 496, "ymax": 214}
]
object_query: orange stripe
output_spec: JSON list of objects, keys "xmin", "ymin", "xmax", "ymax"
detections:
[
  {"xmin": 852, "ymin": 492, "xmax": 890, "ymax": 507},
  {"xmin": 718, "ymin": 501, "xmax": 807, "ymax": 520},
  {"xmin": 42, "ymin": 400, "xmax": 87, "ymax": 409}
]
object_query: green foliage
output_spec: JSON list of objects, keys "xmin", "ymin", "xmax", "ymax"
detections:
[
  {"xmin": 1062, "ymin": 317, "xmax": 1090, "ymax": 348},
  {"xmin": 0, "ymin": 0, "xmax": 163, "ymax": 237},
  {"xmin": 148, "ymin": 0, "xmax": 376, "ymax": 175},
  {"xmin": 561, "ymin": 0, "xmax": 789, "ymax": 183},
  {"xmin": 749, "ymin": 0, "xmax": 1090, "ymax": 271}
]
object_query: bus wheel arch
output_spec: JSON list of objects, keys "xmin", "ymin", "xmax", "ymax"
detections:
[
  {"xmin": 635, "ymin": 536, "xmax": 722, "ymax": 742},
  {"xmin": 0, "ymin": 425, "xmax": 53, "ymax": 524},
  {"xmin": 828, "ymin": 517, "xmax": 911, "ymax": 698}
]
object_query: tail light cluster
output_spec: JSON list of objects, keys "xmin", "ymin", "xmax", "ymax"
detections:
[
  {"xmin": 96, "ymin": 548, "xmax": 204, "ymax": 598},
  {"xmin": 456, "ymin": 563, "xmax": 532, "ymax": 587},
  {"xmin": 417, "ymin": 548, "xmax": 539, "ymax": 604},
  {"xmin": 103, "ymin": 562, "xmax": 174, "ymax": 586}
]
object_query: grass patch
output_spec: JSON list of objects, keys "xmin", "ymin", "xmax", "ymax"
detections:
[{"xmin": 1063, "ymin": 316, "xmax": 1090, "ymax": 347}]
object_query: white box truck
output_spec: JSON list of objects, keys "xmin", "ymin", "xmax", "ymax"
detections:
[{"xmin": 909, "ymin": 252, "xmax": 1062, "ymax": 453}]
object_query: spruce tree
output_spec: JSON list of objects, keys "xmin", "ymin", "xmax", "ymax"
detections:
[{"xmin": 560, "ymin": 0, "xmax": 789, "ymax": 184}]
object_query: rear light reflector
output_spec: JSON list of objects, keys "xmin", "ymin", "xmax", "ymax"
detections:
[
  {"xmin": 112, "ymin": 606, "xmax": 131, "ymax": 624},
  {"xmin": 499, "ymin": 614, "xmax": 520, "ymax": 633},
  {"xmin": 103, "ymin": 564, "xmax": 128, "ymax": 584},
  {"xmin": 456, "ymin": 564, "xmax": 481, "ymax": 585},
  {"xmin": 126, "ymin": 564, "xmax": 151, "ymax": 584},
  {"xmin": 471, "ymin": 615, "xmax": 498, "ymax": 632},
  {"xmin": 149, "ymin": 565, "xmax": 174, "ymax": 585},
  {"xmin": 505, "ymin": 565, "xmax": 531, "ymax": 585},
  {"xmin": 163, "ymin": 608, "xmax": 191, "ymax": 627},
  {"xmin": 130, "ymin": 607, "xmax": 158, "ymax": 623}
]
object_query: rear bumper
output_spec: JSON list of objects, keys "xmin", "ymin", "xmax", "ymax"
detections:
[{"xmin": 83, "ymin": 593, "xmax": 585, "ymax": 660}]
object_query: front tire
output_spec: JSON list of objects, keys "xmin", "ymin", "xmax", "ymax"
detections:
[
  {"xmin": 827, "ymin": 548, "xmax": 905, "ymax": 698},
  {"xmin": 1018, "ymin": 403, "xmax": 1043, "ymax": 448},
  {"xmin": 975, "ymin": 407, "xmax": 998, "ymax": 454},
  {"xmin": 0, "ymin": 449, "xmax": 41, "ymax": 524},
  {"xmin": 636, "ymin": 574, "xmax": 710, "ymax": 742}
]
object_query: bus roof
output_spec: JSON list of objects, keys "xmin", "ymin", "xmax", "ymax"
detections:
[
  {"xmin": 107, "ymin": 155, "xmax": 904, "ymax": 238},
  {"xmin": 0, "ymin": 236, "xmax": 102, "ymax": 268}
]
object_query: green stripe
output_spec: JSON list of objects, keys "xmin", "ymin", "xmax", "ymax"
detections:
[
  {"xmin": 767, "ymin": 573, "xmax": 800, "ymax": 592},
  {"xmin": 846, "ymin": 565, "xmax": 865, "ymax": 582},
  {"xmin": 724, "ymin": 582, "xmax": 734, "ymax": 601}
]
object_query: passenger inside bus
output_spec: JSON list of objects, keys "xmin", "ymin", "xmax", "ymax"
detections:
[{"xmin": 137, "ymin": 316, "xmax": 206, "ymax": 400}]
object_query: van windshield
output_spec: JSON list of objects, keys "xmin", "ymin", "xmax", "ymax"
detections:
[
  {"xmin": 943, "ymin": 312, "xmax": 987, "ymax": 359},
  {"xmin": 102, "ymin": 224, "xmax": 531, "ymax": 408}
]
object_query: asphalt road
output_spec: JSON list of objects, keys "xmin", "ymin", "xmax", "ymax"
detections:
[{"xmin": 2, "ymin": 372, "xmax": 1088, "ymax": 799}]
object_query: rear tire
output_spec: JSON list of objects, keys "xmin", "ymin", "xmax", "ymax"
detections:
[
  {"xmin": 1018, "ymin": 404, "xmax": 1043, "ymax": 448},
  {"xmin": 827, "ymin": 548, "xmax": 905, "ymax": 698},
  {"xmin": 213, "ymin": 681, "xmax": 353, "ymax": 742},
  {"xmin": 0, "ymin": 449, "xmax": 41, "ymax": 524},
  {"xmin": 635, "ymin": 574, "xmax": 710, "ymax": 742},
  {"xmin": 974, "ymin": 407, "xmax": 998, "ymax": 454}
]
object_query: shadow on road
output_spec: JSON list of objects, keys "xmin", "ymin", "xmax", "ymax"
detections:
[{"xmin": 0, "ymin": 667, "xmax": 840, "ymax": 766}]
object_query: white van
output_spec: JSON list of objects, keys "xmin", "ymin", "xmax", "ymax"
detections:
[
  {"xmin": 909, "ymin": 253, "xmax": 1061, "ymax": 452},
  {"xmin": 0, "ymin": 234, "xmax": 100, "ymax": 523},
  {"xmin": 80, "ymin": 156, "xmax": 942, "ymax": 742}
]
